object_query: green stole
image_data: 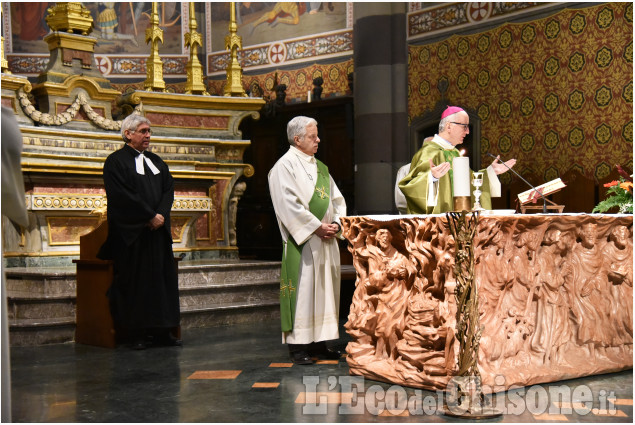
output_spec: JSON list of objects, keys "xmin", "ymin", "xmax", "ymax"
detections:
[
  {"xmin": 279, "ymin": 159, "xmax": 331, "ymax": 332},
  {"xmin": 442, "ymin": 148, "xmax": 461, "ymax": 198}
]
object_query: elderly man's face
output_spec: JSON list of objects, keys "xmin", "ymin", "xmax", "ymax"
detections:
[
  {"xmin": 126, "ymin": 123, "xmax": 152, "ymax": 152},
  {"xmin": 446, "ymin": 111, "xmax": 470, "ymax": 146},
  {"xmin": 295, "ymin": 124, "xmax": 320, "ymax": 156}
]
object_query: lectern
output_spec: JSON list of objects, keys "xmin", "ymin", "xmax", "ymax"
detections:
[
  {"xmin": 73, "ymin": 221, "xmax": 117, "ymax": 348},
  {"xmin": 73, "ymin": 221, "xmax": 181, "ymax": 347}
]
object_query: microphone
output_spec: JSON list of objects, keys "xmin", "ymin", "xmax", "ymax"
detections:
[{"xmin": 487, "ymin": 152, "xmax": 548, "ymax": 213}]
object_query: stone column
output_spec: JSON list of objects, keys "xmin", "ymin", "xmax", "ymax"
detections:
[{"xmin": 353, "ymin": 2, "xmax": 408, "ymax": 214}]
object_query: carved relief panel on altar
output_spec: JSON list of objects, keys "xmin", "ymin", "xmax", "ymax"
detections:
[{"xmin": 342, "ymin": 215, "xmax": 633, "ymax": 391}]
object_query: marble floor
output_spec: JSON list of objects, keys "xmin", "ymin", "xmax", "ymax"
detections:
[{"xmin": 8, "ymin": 319, "xmax": 633, "ymax": 423}]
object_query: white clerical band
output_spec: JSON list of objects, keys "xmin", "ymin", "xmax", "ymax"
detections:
[{"xmin": 135, "ymin": 153, "xmax": 160, "ymax": 175}]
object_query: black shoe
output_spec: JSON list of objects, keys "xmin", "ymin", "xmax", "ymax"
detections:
[
  {"xmin": 288, "ymin": 344, "xmax": 314, "ymax": 365},
  {"xmin": 291, "ymin": 350, "xmax": 314, "ymax": 365},
  {"xmin": 309, "ymin": 341, "xmax": 342, "ymax": 360}
]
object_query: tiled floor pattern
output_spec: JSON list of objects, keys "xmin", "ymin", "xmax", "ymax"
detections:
[{"xmin": 9, "ymin": 319, "xmax": 633, "ymax": 422}]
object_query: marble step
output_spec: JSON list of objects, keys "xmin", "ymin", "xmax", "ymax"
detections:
[
  {"xmin": 4, "ymin": 267, "xmax": 77, "ymax": 297},
  {"xmin": 177, "ymin": 260, "xmax": 281, "ymax": 287},
  {"xmin": 178, "ymin": 280, "xmax": 279, "ymax": 310},
  {"xmin": 7, "ymin": 293, "xmax": 76, "ymax": 320},
  {"xmin": 8, "ymin": 317, "xmax": 76, "ymax": 346},
  {"xmin": 5, "ymin": 260, "xmax": 283, "ymax": 346},
  {"xmin": 181, "ymin": 300, "xmax": 280, "ymax": 329}
]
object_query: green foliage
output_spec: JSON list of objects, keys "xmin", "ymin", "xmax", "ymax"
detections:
[{"xmin": 593, "ymin": 178, "xmax": 633, "ymax": 213}]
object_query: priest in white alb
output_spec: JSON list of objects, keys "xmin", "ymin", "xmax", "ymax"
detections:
[{"xmin": 268, "ymin": 116, "xmax": 347, "ymax": 365}]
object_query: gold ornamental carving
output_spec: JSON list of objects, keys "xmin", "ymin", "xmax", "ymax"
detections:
[
  {"xmin": 30, "ymin": 194, "xmax": 107, "ymax": 211},
  {"xmin": 17, "ymin": 89, "xmax": 138, "ymax": 129},
  {"xmin": 29, "ymin": 193, "xmax": 211, "ymax": 213},
  {"xmin": 223, "ymin": 2, "xmax": 247, "ymax": 97},
  {"xmin": 184, "ymin": 2, "xmax": 209, "ymax": 95},
  {"xmin": 144, "ymin": 2, "xmax": 166, "ymax": 92},
  {"xmin": 45, "ymin": 2, "xmax": 94, "ymax": 35}
]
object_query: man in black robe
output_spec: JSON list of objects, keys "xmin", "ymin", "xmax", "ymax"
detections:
[{"xmin": 99, "ymin": 114, "xmax": 181, "ymax": 350}]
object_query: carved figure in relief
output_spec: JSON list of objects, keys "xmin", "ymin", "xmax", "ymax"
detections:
[
  {"xmin": 531, "ymin": 228, "xmax": 573, "ymax": 365},
  {"xmin": 477, "ymin": 229, "xmax": 512, "ymax": 317},
  {"xmin": 396, "ymin": 276, "xmax": 449, "ymax": 376},
  {"xmin": 228, "ymin": 182, "xmax": 246, "ymax": 246},
  {"xmin": 366, "ymin": 229, "xmax": 416, "ymax": 360},
  {"xmin": 476, "ymin": 227, "xmax": 533, "ymax": 365},
  {"xmin": 499, "ymin": 231, "xmax": 540, "ymax": 325},
  {"xmin": 345, "ymin": 229, "xmax": 377, "ymax": 357},
  {"xmin": 568, "ymin": 223, "xmax": 611, "ymax": 358},
  {"xmin": 601, "ymin": 225, "xmax": 633, "ymax": 348}
]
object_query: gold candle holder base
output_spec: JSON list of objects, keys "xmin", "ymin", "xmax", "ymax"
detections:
[{"xmin": 454, "ymin": 196, "xmax": 471, "ymax": 212}]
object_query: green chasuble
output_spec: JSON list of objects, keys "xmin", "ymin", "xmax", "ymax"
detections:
[
  {"xmin": 279, "ymin": 160, "xmax": 331, "ymax": 332},
  {"xmin": 398, "ymin": 142, "xmax": 494, "ymax": 214}
]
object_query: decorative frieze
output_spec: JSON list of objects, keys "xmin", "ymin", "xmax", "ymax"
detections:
[
  {"xmin": 29, "ymin": 194, "xmax": 106, "ymax": 211},
  {"xmin": 28, "ymin": 194, "xmax": 212, "ymax": 212},
  {"xmin": 207, "ymin": 30, "xmax": 353, "ymax": 75}
]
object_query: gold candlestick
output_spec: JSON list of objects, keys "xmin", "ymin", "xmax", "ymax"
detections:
[
  {"xmin": 144, "ymin": 2, "xmax": 166, "ymax": 92},
  {"xmin": 223, "ymin": 2, "xmax": 247, "ymax": 97},
  {"xmin": 184, "ymin": 2, "xmax": 208, "ymax": 95}
]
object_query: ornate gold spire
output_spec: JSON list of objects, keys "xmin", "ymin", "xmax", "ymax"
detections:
[
  {"xmin": 223, "ymin": 2, "xmax": 247, "ymax": 97},
  {"xmin": 1, "ymin": 5, "xmax": 10, "ymax": 74},
  {"xmin": 44, "ymin": 2, "xmax": 93, "ymax": 35},
  {"xmin": 184, "ymin": 2, "xmax": 208, "ymax": 95},
  {"xmin": 144, "ymin": 2, "xmax": 166, "ymax": 92}
]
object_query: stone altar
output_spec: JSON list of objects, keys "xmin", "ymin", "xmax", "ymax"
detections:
[{"xmin": 340, "ymin": 213, "xmax": 633, "ymax": 391}]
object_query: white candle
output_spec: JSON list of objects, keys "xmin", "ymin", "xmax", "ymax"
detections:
[
  {"xmin": 307, "ymin": 90, "xmax": 311, "ymax": 103},
  {"xmin": 452, "ymin": 156, "xmax": 470, "ymax": 196}
]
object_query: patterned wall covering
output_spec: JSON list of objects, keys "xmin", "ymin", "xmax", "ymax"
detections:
[
  {"xmin": 408, "ymin": 2, "xmax": 633, "ymax": 184},
  {"xmin": 207, "ymin": 59, "xmax": 354, "ymax": 101}
]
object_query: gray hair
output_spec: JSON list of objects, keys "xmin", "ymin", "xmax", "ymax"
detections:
[
  {"xmin": 287, "ymin": 116, "xmax": 317, "ymax": 146},
  {"xmin": 439, "ymin": 111, "xmax": 468, "ymax": 133},
  {"xmin": 438, "ymin": 116, "xmax": 450, "ymax": 133},
  {"xmin": 121, "ymin": 114, "xmax": 151, "ymax": 142}
]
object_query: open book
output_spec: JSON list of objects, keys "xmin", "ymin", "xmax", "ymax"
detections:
[{"xmin": 517, "ymin": 178, "xmax": 566, "ymax": 204}]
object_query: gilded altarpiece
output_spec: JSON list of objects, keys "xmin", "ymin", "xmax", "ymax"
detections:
[{"xmin": 1, "ymin": 6, "xmax": 264, "ymax": 266}]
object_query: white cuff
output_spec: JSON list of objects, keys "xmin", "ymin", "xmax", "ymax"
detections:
[
  {"xmin": 486, "ymin": 165, "xmax": 501, "ymax": 198},
  {"xmin": 428, "ymin": 171, "xmax": 439, "ymax": 207}
]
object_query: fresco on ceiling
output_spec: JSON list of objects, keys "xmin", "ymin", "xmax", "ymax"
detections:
[
  {"xmin": 210, "ymin": 2, "xmax": 347, "ymax": 52},
  {"xmin": 9, "ymin": 2, "xmax": 186, "ymax": 55}
]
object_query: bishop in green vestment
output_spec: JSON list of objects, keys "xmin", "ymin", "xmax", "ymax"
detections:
[{"xmin": 399, "ymin": 106, "xmax": 517, "ymax": 214}]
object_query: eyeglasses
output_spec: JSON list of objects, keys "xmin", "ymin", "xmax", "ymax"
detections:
[
  {"xmin": 133, "ymin": 128, "xmax": 152, "ymax": 135},
  {"xmin": 451, "ymin": 122, "xmax": 470, "ymax": 131}
]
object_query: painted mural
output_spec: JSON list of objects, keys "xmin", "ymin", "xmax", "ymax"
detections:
[
  {"xmin": 8, "ymin": 2, "xmax": 52, "ymax": 53},
  {"xmin": 9, "ymin": 2, "xmax": 185, "ymax": 55},
  {"xmin": 210, "ymin": 2, "xmax": 347, "ymax": 51}
]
